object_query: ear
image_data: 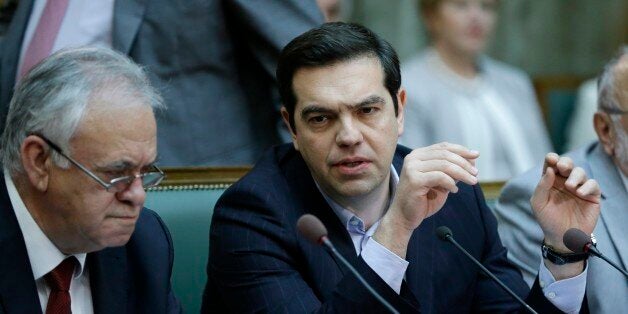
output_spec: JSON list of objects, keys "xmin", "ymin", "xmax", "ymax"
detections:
[
  {"xmin": 280, "ymin": 106, "xmax": 299, "ymax": 151},
  {"xmin": 20, "ymin": 135, "xmax": 53, "ymax": 191},
  {"xmin": 594, "ymin": 112, "xmax": 615, "ymax": 156},
  {"xmin": 396, "ymin": 88, "xmax": 407, "ymax": 137}
]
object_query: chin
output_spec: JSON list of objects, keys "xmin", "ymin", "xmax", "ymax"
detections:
[
  {"xmin": 104, "ymin": 233, "xmax": 134, "ymax": 248},
  {"xmin": 335, "ymin": 181, "xmax": 378, "ymax": 197},
  {"xmin": 100, "ymin": 226, "xmax": 136, "ymax": 248},
  {"xmin": 457, "ymin": 40, "xmax": 485, "ymax": 57}
]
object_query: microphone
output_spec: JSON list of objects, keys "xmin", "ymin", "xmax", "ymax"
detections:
[
  {"xmin": 436, "ymin": 226, "xmax": 539, "ymax": 314},
  {"xmin": 297, "ymin": 214, "xmax": 399, "ymax": 314},
  {"xmin": 563, "ymin": 228, "xmax": 628, "ymax": 278}
]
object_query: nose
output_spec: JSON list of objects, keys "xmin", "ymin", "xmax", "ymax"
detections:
[
  {"xmin": 116, "ymin": 176, "xmax": 146, "ymax": 207},
  {"xmin": 335, "ymin": 117, "xmax": 363, "ymax": 147}
]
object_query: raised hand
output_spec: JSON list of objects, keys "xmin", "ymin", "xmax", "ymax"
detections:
[
  {"xmin": 531, "ymin": 153, "xmax": 601, "ymax": 279},
  {"xmin": 375, "ymin": 142, "xmax": 479, "ymax": 258}
]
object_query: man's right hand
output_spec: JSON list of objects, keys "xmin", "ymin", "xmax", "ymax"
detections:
[{"xmin": 373, "ymin": 142, "xmax": 479, "ymax": 259}]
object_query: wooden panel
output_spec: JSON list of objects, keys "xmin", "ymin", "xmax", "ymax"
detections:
[
  {"xmin": 479, "ymin": 181, "xmax": 506, "ymax": 201},
  {"xmin": 152, "ymin": 166, "xmax": 506, "ymax": 201},
  {"xmin": 149, "ymin": 166, "xmax": 251, "ymax": 191}
]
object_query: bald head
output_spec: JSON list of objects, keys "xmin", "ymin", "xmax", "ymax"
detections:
[
  {"xmin": 595, "ymin": 46, "xmax": 628, "ymax": 176},
  {"xmin": 598, "ymin": 47, "xmax": 628, "ymax": 113}
]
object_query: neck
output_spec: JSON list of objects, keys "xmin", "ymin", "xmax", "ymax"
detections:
[
  {"xmin": 433, "ymin": 42, "xmax": 478, "ymax": 78},
  {"xmin": 333, "ymin": 176, "xmax": 391, "ymax": 230}
]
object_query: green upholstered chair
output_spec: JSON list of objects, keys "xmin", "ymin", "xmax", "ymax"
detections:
[
  {"xmin": 145, "ymin": 167, "xmax": 250, "ymax": 314},
  {"xmin": 533, "ymin": 76, "xmax": 588, "ymax": 154},
  {"xmin": 145, "ymin": 167, "xmax": 504, "ymax": 313}
]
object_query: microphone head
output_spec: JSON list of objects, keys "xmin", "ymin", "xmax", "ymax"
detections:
[
  {"xmin": 436, "ymin": 226, "xmax": 453, "ymax": 240},
  {"xmin": 563, "ymin": 228, "xmax": 591, "ymax": 253},
  {"xmin": 297, "ymin": 214, "xmax": 328, "ymax": 245}
]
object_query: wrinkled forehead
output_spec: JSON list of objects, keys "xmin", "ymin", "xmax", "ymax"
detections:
[{"xmin": 71, "ymin": 96, "xmax": 157, "ymax": 161}]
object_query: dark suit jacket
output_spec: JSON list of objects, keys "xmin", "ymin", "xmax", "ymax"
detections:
[
  {"xmin": 203, "ymin": 144, "xmax": 583, "ymax": 313},
  {"xmin": 0, "ymin": 174, "xmax": 181, "ymax": 314},
  {"xmin": 0, "ymin": 0, "xmax": 323, "ymax": 166}
]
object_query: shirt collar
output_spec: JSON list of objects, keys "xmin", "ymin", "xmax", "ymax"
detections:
[
  {"xmin": 5, "ymin": 173, "xmax": 87, "ymax": 280},
  {"xmin": 318, "ymin": 164, "xmax": 399, "ymax": 232}
]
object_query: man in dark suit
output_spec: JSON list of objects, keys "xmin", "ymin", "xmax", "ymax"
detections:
[
  {"xmin": 0, "ymin": 0, "xmax": 323, "ymax": 166},
  {"xmin": 0, "ymin": 47, "xmax": 180, "ymax": 313},
  {"xmin": 204, "ymin": 22, "xmax": 600, "ymax": 313}
]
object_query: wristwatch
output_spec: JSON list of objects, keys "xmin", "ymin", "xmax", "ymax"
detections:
[{"xmin": 541, "ymin": 234, "xmax": 596, "ymax": 265}]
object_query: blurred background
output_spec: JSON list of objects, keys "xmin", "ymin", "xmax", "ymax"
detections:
[
  {"xmin": 1, "ymin": 0, "xmax": 627, "ymax": 157},
  {"xmin": 336, "ymin": 0, "xmax": 627, "ymax": 77},
  {"xmin": 329, "ymin": 0, "xmax": 628, "ymax": 154}
]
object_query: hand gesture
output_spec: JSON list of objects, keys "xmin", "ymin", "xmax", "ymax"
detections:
[
  {"xmin": 388, "ymin": 142, "xmax": 479, "ymax": 231},
  {"xmin": 531, "ymin": 153, "xmax": 601, "ymax": 252}
]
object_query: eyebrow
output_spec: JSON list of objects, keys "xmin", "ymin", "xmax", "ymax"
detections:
[
  {"xmin": 95, "ymin": 155, "xmax": 159, "ymax": 172},
  {"xmin": 299, "ymin": 95, "xmax": 387, "ymax": 119}
]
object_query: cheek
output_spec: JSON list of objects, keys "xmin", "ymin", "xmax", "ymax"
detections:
[
  {"xmin": 297, "ymin": 135, "xmax": 328, "ymax": 165},
  {"xmin": 480, "ymin": 14, "xmax": 496, "ymax": 33},
  {"xmin": 73, "ymin": 195, "xmax": 117, "ymax": 234}
]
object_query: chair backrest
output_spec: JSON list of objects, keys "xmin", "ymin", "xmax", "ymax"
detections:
[
  {"xmin": 533, "ymin": 75, "xmax": 588, "ymax": 153},
  {"xmin": 146, "ymin": 166, "xmax": 505, "ymax": 313},
  {"xmin": 145, "ymin": 167, "xmax": 249, "ymax": 314}
]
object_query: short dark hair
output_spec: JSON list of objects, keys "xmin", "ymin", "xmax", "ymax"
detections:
[{"xmin": 276, "ymin": 22, "xmax": 401, "ymax": 131}]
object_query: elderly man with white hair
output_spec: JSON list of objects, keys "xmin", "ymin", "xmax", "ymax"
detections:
[
  {"xmin": 0, "ymin": 47, "xmax": 180, "ymax": 313},
  {"xmin": 495, "ymin": 46, "xmax": 628, "ymax": 314}
]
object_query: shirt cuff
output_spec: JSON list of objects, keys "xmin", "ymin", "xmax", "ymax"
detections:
[
  {"xmin": 538, "ymin": 260, "xmax": 588, "ymax": 314},
  {"xmin": 361, "ymin": 237, "xmax": 409, "ymax": 294}
]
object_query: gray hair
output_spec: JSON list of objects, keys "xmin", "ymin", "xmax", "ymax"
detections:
[
  {"xmin": 598, "ymin": 45, "xmax": 628, "ymax": 113},
  {"xmin": 0, "ymin": 46, "xmax": 164, "ymax": 175}
]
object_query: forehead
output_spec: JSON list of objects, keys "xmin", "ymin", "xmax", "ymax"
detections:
[
  {"xmin": 292, "ymin": 56, "xmax": 388, "ymax": 110},
  {"xmin": 71, "ymin": 95, "xmax": 157, "ymax": 164}
]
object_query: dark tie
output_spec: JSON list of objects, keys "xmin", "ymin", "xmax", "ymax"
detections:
[{"xmin": 45, "ymin": 257, "xmax": 76, "ymax": 314}]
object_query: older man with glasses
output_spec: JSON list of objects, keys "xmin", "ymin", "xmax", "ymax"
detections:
[
  {"xmin": 495, "ymin": 46, "xmax": 628, "ymax": 313},
  {"xmin": 0, "ymin": 46, "xmax": 180, "ymax": 313}
]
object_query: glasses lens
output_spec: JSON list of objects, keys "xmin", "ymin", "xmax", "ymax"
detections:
[
  {"xmin": 109, "ymin": 177, "xmax": 134, "ymax": 192},
  {"xmin": 142, "ymin": 172, "xmax": 164, "ymax": 188}
]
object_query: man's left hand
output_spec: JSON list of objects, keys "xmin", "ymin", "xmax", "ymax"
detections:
[{"xmin": 531, "ymin": 153, "xmax": 601, "ymax": 279}]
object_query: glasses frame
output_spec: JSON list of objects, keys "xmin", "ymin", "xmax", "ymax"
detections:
[
  {"xmin": 601, "ymin": 107, "xmax": 628, "ymax": 115},
  {"xmin": 33, "ymin": 134, "xmax": 165, "ymax": 192}
]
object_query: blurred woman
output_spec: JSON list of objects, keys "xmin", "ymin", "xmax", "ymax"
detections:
[{"xmin": 401, "ymin": 0, "xmax": 551, "ymax": 181}]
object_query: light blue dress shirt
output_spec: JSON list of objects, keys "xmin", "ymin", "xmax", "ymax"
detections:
[{"xmin": 317, "ymin": 165, "xmax": 587, "ymax": 313}]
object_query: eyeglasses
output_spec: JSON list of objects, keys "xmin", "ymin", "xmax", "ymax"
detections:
[
  {"xmin": 601, "ymin": 107, "xmax": 628, "ymax": 115},
  {"xmin": 35, "ymin": 134, "xmax": 165, "ymax": 193}
]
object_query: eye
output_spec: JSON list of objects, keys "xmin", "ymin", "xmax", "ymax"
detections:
[
  {"xmin": 141, "ymin": 164, "xmax": 155, "ymax": 173},
  {"xmin": 308, "ymin": 115, "xmax": 329, "ymax": 124},
  {"xmin": 359, "ymin": 107, "xmax": 378, "ymax": 115},
  {"xmin": 104, "ymin": 170, "xmax": 127, "ymax": 179}
]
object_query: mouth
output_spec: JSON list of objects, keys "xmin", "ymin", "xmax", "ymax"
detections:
[
  {"xmin": 108, "ymin": 214, "xmax": 139, "ymax": 222},
  {"xmin": 467, "ymin": 26, "xmax": 485, "ymax": 39},
  {"xmin": 332, "ymin": 157, "xmax": 372, "ymax": 175}
]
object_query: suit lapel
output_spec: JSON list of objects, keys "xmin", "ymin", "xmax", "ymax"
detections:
[
  {"xmin": 0, "ymin": 174, "xmax": 42, "ymax": 314},
  {"xmin": 392, "ymin": 147, "xmax": 430, "ymax": 310},
  {"xmin": 88, "ymin": 247, "xmax": 128, "ymax": 314},
  {"xmin": 283, "ymin": 149, "xmax": 358, "ymax": 271},
  {"xmin": 588, "ymin": 145, "xmax": 628, "ymax": 268},
  {"xmin": 281, "ymin": 145, "xmax": 423, "ymax": 308},
  {"xmin": 0, "ymin": 0, "xmax": 34, "ymax": 109},
  {"xmin": 112, "ymin": 0, "xmax": 147, "ymax": 54}
]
